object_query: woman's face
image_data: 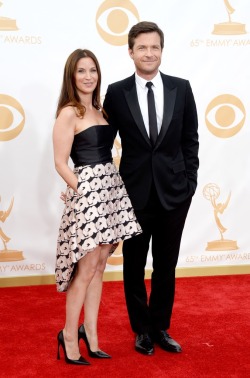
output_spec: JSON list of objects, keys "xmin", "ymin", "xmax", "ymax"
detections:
[{"xmin": 74, "ymin": 57, "xmax": 98, "ymax": 95}]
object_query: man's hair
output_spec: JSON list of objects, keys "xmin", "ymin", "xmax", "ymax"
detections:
[{"xmin": 128, "ymin": 21, "xmax": 164, "ymax": 50}]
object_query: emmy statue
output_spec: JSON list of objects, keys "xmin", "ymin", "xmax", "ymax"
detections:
[
  {"xmin": 212, "ymin": 0, "xmax": 246, "ymax": 35},
  {"xmin": 107, "ymin": 138, "xmax": 123, "ymax": 266},
  {"xmin": 107, "ymin": 240, "xmax": 123, "ymax": 266},
  {"xmin": 0, "ymin": 196, "xmax": 24, "ymax": 261},
  {"xmin": 112, "ymin": 138, "xmax": 121, "ymax": 169},
  {"xmin": 203, "ymin": 183, "xmax": 238, "ymax": 251},
  {"xmin": 0, "ymin": 1, "xmax": 18, "ymax": 30}
]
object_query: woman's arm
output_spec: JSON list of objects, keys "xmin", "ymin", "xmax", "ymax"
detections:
[{"xmin": 52, "ymin": 107, "xmax": 78, "ymax": 193}]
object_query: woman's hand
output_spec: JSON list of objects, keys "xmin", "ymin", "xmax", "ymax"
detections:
[{"xmin": 60, "ymin": 191, "xmax": 67, "ymax": 203}]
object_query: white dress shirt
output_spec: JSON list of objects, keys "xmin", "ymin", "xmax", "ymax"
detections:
[{"xmin": 135, "ymin": 71, "xmax": 164, "ymax": 137}]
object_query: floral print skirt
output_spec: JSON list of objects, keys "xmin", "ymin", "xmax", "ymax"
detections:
[{"xmin": 55, "ymin": 161, "xmax": 142, "ymax": 292}]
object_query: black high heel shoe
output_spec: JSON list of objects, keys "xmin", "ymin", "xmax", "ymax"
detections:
[
  {"xmin": 57, "ymin": 330, "xmax": 90, "ymax": 365},
  {"xmin": 78, "ymin": 324, "xmax": 111, "ymax": 358}
]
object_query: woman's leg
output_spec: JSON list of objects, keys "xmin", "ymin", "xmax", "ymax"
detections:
[
  {"xmin": 83, "ymin": 244, "xmax": 111, "ymax": 351},
  {"xmin": 63, "ymin": 246, "xmax": 101, "ymax": 359}
]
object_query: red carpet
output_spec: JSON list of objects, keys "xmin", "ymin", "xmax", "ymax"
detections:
[{"xmin": 1, "ymin": 275, "xmax": 250, "ymax": 378}]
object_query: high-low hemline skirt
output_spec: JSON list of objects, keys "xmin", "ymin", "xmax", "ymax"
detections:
[{"xmin": 55, "ymin": 161, "xmax": 142, "ymax": 292}]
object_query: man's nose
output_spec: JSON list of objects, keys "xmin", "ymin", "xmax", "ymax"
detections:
[{"xmin": 145, "ymin": 48, "xmax": 153, "ymax": 56}]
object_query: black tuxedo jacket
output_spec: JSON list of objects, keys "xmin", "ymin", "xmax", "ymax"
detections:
[{"xmin": 103, "ymin": 72, "xmax": 199, "ymax": 211}]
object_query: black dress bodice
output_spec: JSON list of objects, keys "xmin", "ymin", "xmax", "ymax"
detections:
[{"xmin": 70, "ymin": 125, "xmax": 114, "ymax": 167}]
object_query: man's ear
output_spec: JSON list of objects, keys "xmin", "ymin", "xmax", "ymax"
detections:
[{"xmin": 128, "ymin": 48, "xmax": 134, "ymax": 60}]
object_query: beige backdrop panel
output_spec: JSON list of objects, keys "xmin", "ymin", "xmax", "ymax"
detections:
[{"xmin": 0, "ymin": 0, "xmax": 249, "ymax": 281}]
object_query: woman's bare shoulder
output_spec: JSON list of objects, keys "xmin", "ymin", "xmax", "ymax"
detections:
[
  {"xmin": 54, "ymin": 106, "xmax": 77, "ymax": 134},
  {"xmin": 57, "ymin": 105, "xmax": 77, "ymax": 120}
]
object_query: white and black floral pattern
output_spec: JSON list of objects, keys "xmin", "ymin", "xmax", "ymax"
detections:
[{"xmin": 55, "ymin": 161, "xmax": 142, "ymax": 292}]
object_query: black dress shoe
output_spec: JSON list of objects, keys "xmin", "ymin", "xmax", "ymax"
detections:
[
  {"xmin": 153, "ymin": 330, "xmax": 182, "ymax": 353},
  {"xmin": 78, "ymin": 324, "xmax": 111, "ymax": 358},
  {"xmin": 135, "ymin": 333, "xmax": 154, "ymax": 355}
]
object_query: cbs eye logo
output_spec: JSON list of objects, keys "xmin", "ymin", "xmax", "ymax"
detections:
[
  {"xmin": 0, "ymin": 94, "xmax": 25, "ymax": 141},
  {"xmin": 205, "ymin": 94, "xmax": 245, "ymax": 138},
  {"xmin": 96, "ymin": 0, "xmax": 139, "ymax": 46}
]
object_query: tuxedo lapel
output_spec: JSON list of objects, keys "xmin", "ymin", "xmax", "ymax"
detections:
[
  {"xmin": 123, "ymin": 77, "xmax": 151, "ymax": 146},
  {"xmin": 155, "ymin": 74, "xmax": 177, "ymax": 148},
  {"xmin": 122, "ymin": 73, "xmax": 177, "ymax": 148}
]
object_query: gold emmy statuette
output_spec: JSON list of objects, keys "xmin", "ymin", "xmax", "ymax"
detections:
[
  {"xmin": 212, "ymin": 0, "xmax": 246, "ymax": 35},
  {"xmin": 203, "ymin": 184, "xmax": 238, "ymax": 251},
  {"xmin": 107, "ymin": 242, "xmax": 123, "ymax": 265},
  {"xmin": 0, "ymin": 1, "xmax": 18, "ymax": 30},
  {"xmin": 113, "ymin": 138, "xmax": 121, "ymax": 169},
  {"xmin": 0, "ymin": 196, "xmax": 24, "ymax": 261}
]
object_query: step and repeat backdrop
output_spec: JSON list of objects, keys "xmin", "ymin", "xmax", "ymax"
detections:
[{"xmin": 0, "ymin": 0, "xmax": 249, "ymax": 282}]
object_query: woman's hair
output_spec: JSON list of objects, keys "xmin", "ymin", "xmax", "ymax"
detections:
[
  {"xmin": 56, "ymin": 49, "xmax": 103, "ymax": 118},
  {"xmin": 128, "ymin": 21, "xmax": 164, "ymax": 50}
]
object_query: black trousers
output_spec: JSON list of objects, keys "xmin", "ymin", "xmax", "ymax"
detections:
[{"xmin": 123, "ymin": 184, "xmax": 192, "ymax": 334}]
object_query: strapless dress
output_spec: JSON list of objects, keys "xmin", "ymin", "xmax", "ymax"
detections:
[{"xmin": 55, "ymin": 125, "xmax": 142, "ymax": 292}]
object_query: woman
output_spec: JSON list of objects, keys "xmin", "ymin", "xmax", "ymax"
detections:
[{"xmin": 53, "ymin": 49, "xmax": 142, "ymax": 365}]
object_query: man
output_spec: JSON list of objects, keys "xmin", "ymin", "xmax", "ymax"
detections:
[{"xmin": 103, "ymin": 21, "xmax": 199, "ymax": 355}]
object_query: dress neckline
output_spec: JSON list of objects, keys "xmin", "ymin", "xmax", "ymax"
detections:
[{"xmin": 75, "ymin": 124, "xmax": 109, "ymax": 137}]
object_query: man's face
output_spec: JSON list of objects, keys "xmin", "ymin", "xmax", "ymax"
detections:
[{"xmin": 129, "ymin": 32, "xmax": 162, "ymax": 79}]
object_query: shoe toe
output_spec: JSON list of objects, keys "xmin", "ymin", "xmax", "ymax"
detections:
[
  {"xmin": 158, "ymin": 331, "xmax": 182, "ymax": 353},
  {"xmin": 135, "ymin": 334, "xmax": 154, "ymax": 355}
]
